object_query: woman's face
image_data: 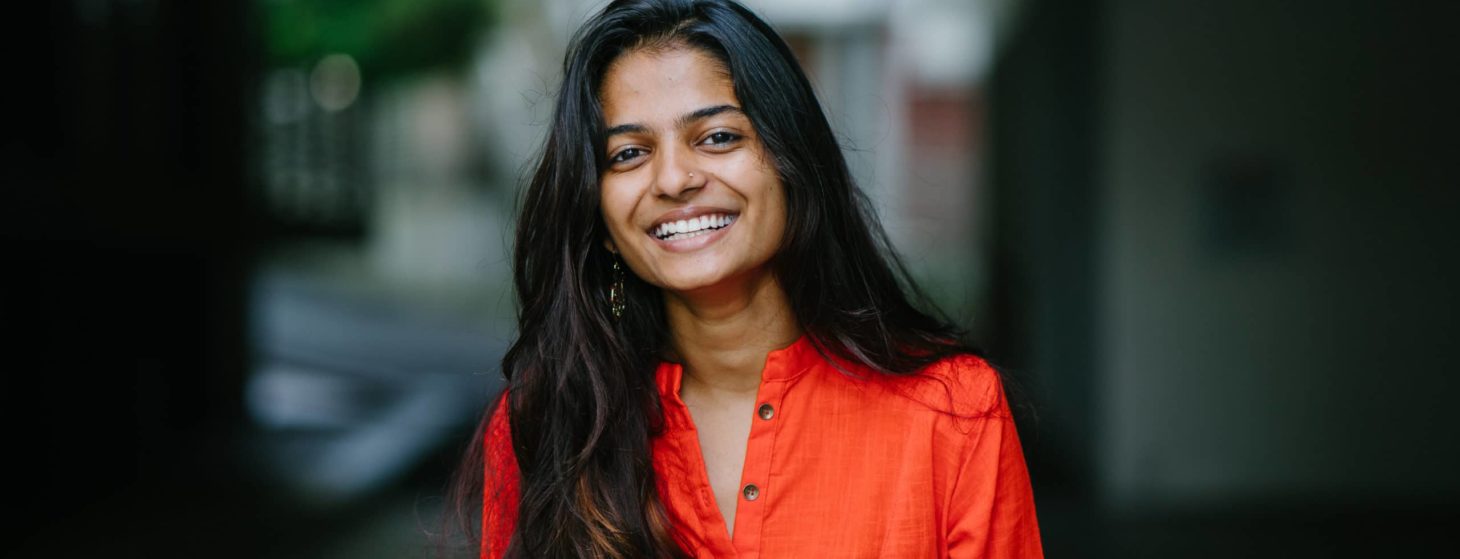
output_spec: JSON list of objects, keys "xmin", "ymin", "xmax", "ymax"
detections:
[{"xmin": 598, "ymin": 46, "xmax": 787, "ymax": 297}]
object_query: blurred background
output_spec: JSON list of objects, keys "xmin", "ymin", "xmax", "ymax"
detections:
[{"xmin": 6, "ymin": 0, "xmax": 1456, "ymax": 557}]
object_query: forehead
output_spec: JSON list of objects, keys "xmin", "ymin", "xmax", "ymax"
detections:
[{"xmin": 599, "ymin": 47, "xmax": 738, "ymax": 125}]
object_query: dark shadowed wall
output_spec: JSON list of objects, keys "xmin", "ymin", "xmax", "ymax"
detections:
[{"xmin": 990, "ymin": 0, "xmax": 1458, "ymax": 556}]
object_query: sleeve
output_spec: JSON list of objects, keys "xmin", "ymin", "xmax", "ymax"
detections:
[
  {"xmin": 945, "ymin": 365, "xmax": 1044, "ymax": 559},
  {"xmin": 482, "ymin": 391, "xmax": 521, "ymax": 559}
]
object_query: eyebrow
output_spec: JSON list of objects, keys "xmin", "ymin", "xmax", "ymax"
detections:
[{"xmin": 603, "ymin": 104, "xmax": 744, "ymax": 139}]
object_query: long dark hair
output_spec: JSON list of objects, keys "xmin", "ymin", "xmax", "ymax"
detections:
[{"xmin": 449, "ymin": 1, "xmax": 982, "ymax": 557}]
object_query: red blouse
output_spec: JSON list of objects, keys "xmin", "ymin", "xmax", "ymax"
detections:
[{"xmin": 483, "ymin": 335, "xmax": 1043, "ymax": 558}]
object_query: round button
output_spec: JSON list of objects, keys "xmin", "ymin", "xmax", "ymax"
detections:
[
  {"xmin": 742, "ymin": 484, "xmax": 760, "ymax": 501},
  {"xmin": 757, "ymin": 403, "xmax": 775, "ymax": 420}
]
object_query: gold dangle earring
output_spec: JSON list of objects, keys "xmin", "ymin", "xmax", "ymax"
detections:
[{"xmin": 609, "ymin": 256, "xmax": 626, "ymax": 320}]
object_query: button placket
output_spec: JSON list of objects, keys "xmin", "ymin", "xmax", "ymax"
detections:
[
  {"xmin": 732, "ymin": 382, "xmax": 788, "ymax": 555},
  {"xmin": 742, "ymin": 397, "xmax": 778, "ymax": 501}
]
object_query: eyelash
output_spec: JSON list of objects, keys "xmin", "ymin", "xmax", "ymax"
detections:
[
  {"xmin": 702, "ymin": 131, "xmax": 741, "ymax": 146},
  {"xmin": 608, "ymin": 131, "xmax": 743, "ymax": 165},
  {"xmin": 610, "ymin": 147, "xmax": 644, "ymax": 164}
]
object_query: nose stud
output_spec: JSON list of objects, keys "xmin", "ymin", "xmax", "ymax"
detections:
[{"xmin": 688, "ymin": 172, "xmax": 695, "ymax": 178}]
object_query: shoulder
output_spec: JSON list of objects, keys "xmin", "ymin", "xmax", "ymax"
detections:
[
  {"xmin": 484, "ymin": 390, "xmax": 517, "ymax": 471},
  {"xmin": 487, "ymin": 390, "xmax": 511, "ymax": 436},
  {"xmin": 863, "ymin": 352, "xmax": 1009, "ymax": 421},
  {"xmin": 482, "ymin": 390, "xmax": 521, "ymax": 557}
]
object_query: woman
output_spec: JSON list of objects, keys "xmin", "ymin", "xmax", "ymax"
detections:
[{"xmin": 458, "ymin": 0, "xmax": 1043, "ymax": 557}]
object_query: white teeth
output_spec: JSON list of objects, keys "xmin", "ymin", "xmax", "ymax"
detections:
[{"xmin": 653, "ymin": 213, "xmax": 738, "ymax": 240}]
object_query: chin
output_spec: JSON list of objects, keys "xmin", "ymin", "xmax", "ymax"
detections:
[
  {"xmin": 659, "ymin": 274, "xmax": 728, "ymax": 294},
  {"xmin": 657, "ymin": 265, "xmax": 775, "ymax": 298}
]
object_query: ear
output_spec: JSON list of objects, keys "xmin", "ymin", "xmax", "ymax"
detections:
[{"xmin": 603, "ymin": 237, "xmax": 618, "ymax": 255}]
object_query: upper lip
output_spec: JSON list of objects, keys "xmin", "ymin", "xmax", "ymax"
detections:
[{"xmin": 646, "ymin": 206, "xmax": 740, "ymax": 233}]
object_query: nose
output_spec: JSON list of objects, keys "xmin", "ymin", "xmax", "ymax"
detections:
[{"xmin": 651, "ymin": 143, "xmax": 706, "ymax": 200}]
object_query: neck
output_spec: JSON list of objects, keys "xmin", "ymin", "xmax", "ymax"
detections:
[{"xmin": 662, "ymin": 272, "xmax": 801, "ymax": 396}]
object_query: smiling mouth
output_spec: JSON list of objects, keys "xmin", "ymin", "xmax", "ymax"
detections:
[{"xmin": 651, "ymin": 213, "xmax": 739, "ymax": 241}]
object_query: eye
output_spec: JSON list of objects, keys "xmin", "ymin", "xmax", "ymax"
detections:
[
  {"xmin": 700, "ymin": 131, "xmax": 741, "ymax": 147},
  {"xmin": 609, "ymin": 147, "xmax": 646, "ymax": 164}
]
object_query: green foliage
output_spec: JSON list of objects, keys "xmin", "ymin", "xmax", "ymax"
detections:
[{"xmin": 264, "ymin": 0, "xmax": 493, "ymax": 79}]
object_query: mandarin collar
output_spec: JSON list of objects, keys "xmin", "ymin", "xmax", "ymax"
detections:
[{"xmin": 655, "ymin": 333, "xmax": 821, "ymax": 404}]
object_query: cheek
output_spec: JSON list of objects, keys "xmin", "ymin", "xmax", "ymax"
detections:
[
  {"xmin": 767, "ymin": 200, "xmax": 788, "ymax": 243},
  {"xmin": 599, "ymin": 182, "xmax": 634, "ymax": 232},
  {"xmin": 601, "ymin": 182, "xmax": 654, "ymax": 262},
  {"xmin": 755, "ymin": 192, "xmax": 788, "ymax": 253}
]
